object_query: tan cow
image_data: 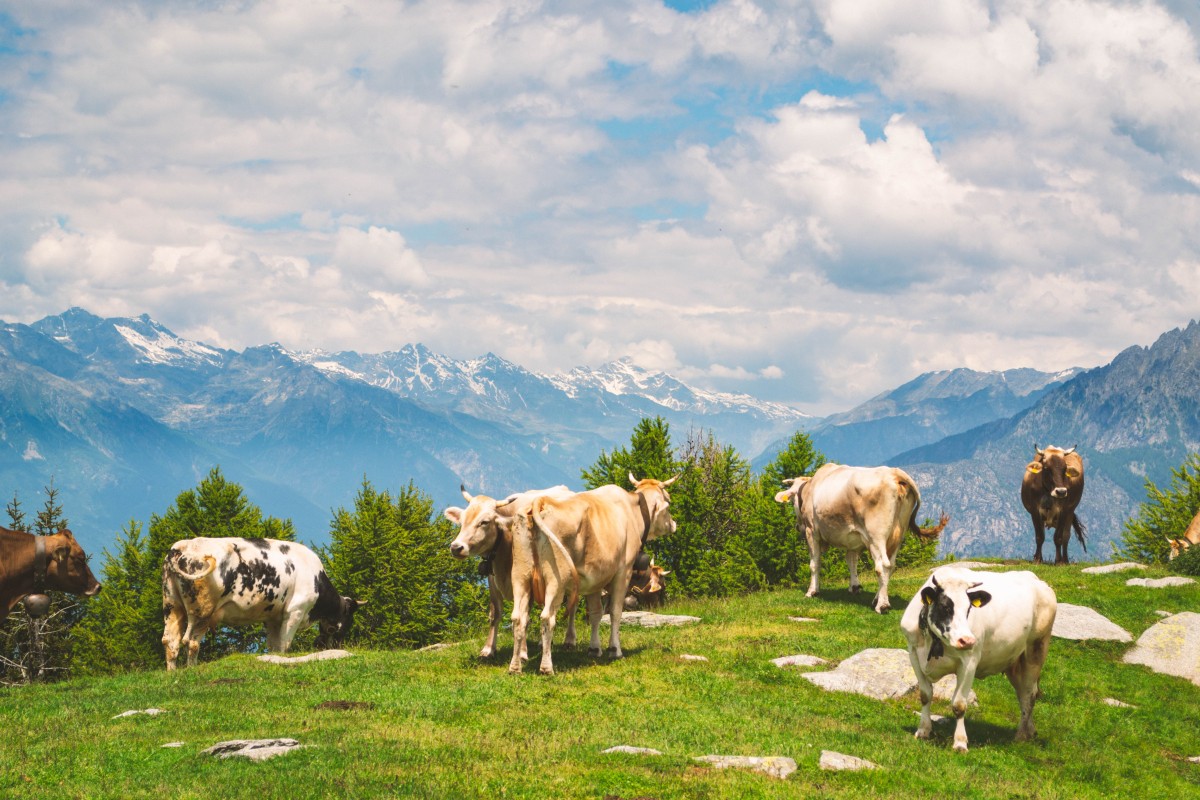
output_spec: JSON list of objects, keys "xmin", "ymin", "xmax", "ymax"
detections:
[
  {"xmin": 0, "ymin": 526, "xmax": 101, "ymax": 621},
  {"xmin": 1167, "ymin": 509, "xmax": 1200, "ymax": 560},
  {"xmin": 517, "ymin": 473, "xmax": 678, "ymax": 675},
  {"xmin": 444, "ymin": 485, "xmax": 575, "ymax": 661},
  {"xmin": 775, "ymin": 463, "xmax": 946, "ymax": 614}
]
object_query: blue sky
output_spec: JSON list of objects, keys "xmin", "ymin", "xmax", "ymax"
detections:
[{"xmin": 2, "ymin": 1, "xmax": 1199, "ymax": 414}]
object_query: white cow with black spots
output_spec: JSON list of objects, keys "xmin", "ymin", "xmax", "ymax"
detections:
[
  {"xmin": 161, "ymin": 537, "xmax": 364, "ymax": 670},
  {"xmin": 900, "ymin": 566, "xmax": 1057, "ymax": 752}
]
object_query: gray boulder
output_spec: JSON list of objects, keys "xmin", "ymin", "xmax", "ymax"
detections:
[
  {"xmin": 1123, "ymin": 612, "xmax": 1200, "ymax": 687},
  {"xmin": 1052, "ymin": 604, "xmax": 1132, "ymax": 642}
]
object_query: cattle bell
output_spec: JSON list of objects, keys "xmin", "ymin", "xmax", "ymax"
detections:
[{"xmin": 22, "ymin": 594, "xmax": 51, "ymax": 618}]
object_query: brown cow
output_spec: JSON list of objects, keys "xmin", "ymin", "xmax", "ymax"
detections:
[
  {"xmin": 1021, "ymin": 444, "xmax": 1086, "ymax": 565},
  {"xmin": 444, "ymin": 485, "xmax": 576, "ymax": 661},
  {"xmin": 1167, "ymin": 509, "xmax": 1200, "ymax": 560},
  {"xmin": 0, "ymin": 526, "xmax": 101, "ymax": 620},
  {"xmin": 518, "ymin": 473, "xmax": 678, "ymax": 675}
]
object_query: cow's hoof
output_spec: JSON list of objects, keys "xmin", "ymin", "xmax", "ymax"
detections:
[
  {"xmin": 479, "ymin": 648, "xmax": 495, "ymax": 658},
  {"xmin": 605, "ymin": 648, "xmax": 623, "ymax": 659},
  {"xmin": 849, "ymin": 585, "xmax": 862, "ymax": 594},
  {"xmin": 874, "ymin": 604, "xmax": 890, "ymax": 614},
  {"xmin": 805, "ymin": 590, "xmax": 818, "ymax": 598},
  {"xmin": 914, "ymin": 729, "xmax": 931, "ymax": 740},
  {"xmin": 1033, "ymin": 556, "xmax": 1043, "ymax": 564},
  {"xmin": 539, "ymin": 666, "xmax": 554, "ymax": 676},
  {"xmin": 588, "ymin": 647, "xmax": 602, "ymax": 657},
  {"xmin": 953, "ymin": 742, "xmax": 969, "ymax": 753}
]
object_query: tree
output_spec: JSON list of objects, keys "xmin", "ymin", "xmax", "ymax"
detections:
[
  {"xmin": 322, "ymin": 479, "xmax": 487, "ymax": 649},
  {"xmin": 744, "ymin": 431, "xmax": 828, "ymax": 587},
  {"xmin": 1121, "ymin": 452, "xmax": 1200, "ymax": 564},
  {"xmin": 581, "ymin": 416, "xmax": 678, "ymax": 489}
]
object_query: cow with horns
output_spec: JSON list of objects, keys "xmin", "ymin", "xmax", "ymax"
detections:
[{"xmin": 1021, "ymin": 444, "xmax": 1086, "ymax": 565}]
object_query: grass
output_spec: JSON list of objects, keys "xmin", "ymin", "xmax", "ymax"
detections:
[{"xmin": 2, "ymin": 561, "xmax": 1199, "ymax": 799}]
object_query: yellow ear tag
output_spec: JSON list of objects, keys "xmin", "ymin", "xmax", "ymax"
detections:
[
  {"xmin": 923, "ymin": 595, "xmax": 932, "ymax": 606},
  {"xmin": 971, "ymin": 598, "xmax": 982, "ymax": 607},
  {"xmin": 1028, "ymin": 464, "xmax": 1042, "ymax": 474}
]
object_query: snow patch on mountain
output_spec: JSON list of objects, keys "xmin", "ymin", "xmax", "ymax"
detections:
[{"xmin": 114, "ymin": 321, "xmax": 225, "ymax": 367}]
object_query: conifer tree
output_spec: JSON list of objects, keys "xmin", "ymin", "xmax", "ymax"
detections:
[
  {"xmin": 581, "ymin": 416, "xmax": 678, "ymax": 489},
  {"xmin": 1121, "ymin": 452, "xmax": 1200, "ymax": 563},
  {"xmin": 71, "ymin": 522, "xmax": 157, "ymax": 675},
  {"xmin": 744, "ymin": 431, "xmax": 828, "ymax": 587}
]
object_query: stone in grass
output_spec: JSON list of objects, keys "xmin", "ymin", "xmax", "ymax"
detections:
[
  {"xmin": 1102, "ymin": 698, "xmax": 1137, "ymax": 708},
  {"xmin": 771, "ymin": 654, "xmax": 828, "ymax": 668},
  {"xmin": 788, "ymin": 616, "xmax": 819, "ymax": 623},
  {"xmin": 602, "ymin": 745, "xmax": 663, "ymax": 756},
  {"xmin": 202, "ymin": 739, "xmax": 303, "ymax": 761},
  {"xmin": 679, "ymin": 654, "xmax": 708, "ymax": 662},
  {"xmin": 819, "ymin": 751, "xmax": 880, "ymax": 772},
  {"xmin": 601, "ymin": 611, "xmax": 701, "ymax": 628},
  {"xmin": 112, "ymin": 708, "xmax": 167, "ymax": 719},
  {"xmin": 1127, "ymin": 577, "xmax": 1197, "ymax": 589},
  {"xmin": 1081, "ymin": 562, "xmax": 1147, "ymax": 575},
  {"xmin": 257, "ymin": 649, "xmax": 352, "ymax": 665},
  {"xmin": 1188, "ymin": 756, "xmax": 1200, "ymax": 764},
  {"xmin": 695, "ymin": 755, "xmax": 797, "ymax": 780},
  {"xmin": 801, "ymin": 648, "xmax": 969, "ymax": 703},
  {"xmin": 1123, "ymin": 612, "xmax": 1200, "ymax": 687},
  {"xmin": 1052, "ymin": 604, "xmax": 1132, "ymax": 642},
  {"xmin": 161, "ymin": 742, "xmax": 185, "ymax": 748}
]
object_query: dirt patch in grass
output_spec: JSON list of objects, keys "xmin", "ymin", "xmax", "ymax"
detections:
[{"xmin": 314, "ymin": 700, "xmax": 376, "ymax": 711}]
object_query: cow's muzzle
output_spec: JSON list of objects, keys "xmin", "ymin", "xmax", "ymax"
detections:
[
  {"xmin": 1051, "ymin": 487, "xmax": 1068, "ymax": 499},
  {"xmin": 953, "ymin": 635, "xmax": 976, "ymax": 650},
  {"xmin": 449, "ymin": 542, "xmax": 467, "ymax": 559},
  {"xmin": 85, "ymin": 583, "xmax": 102, "ymax": 597}
]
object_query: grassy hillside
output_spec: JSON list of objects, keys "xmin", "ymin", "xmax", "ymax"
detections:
[{"xmin": 3, "ymin": 562, "xmax": 1199, "ymax": 799}]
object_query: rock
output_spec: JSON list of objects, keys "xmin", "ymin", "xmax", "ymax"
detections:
[
  {"xmin": 819, "ymin": 750, "xmax": 880, "ymax": 771},
  {"xmin": 601, "ymin": 611, "xmax": 700, "ymax": 627},
  {"xmin": 1102, "ymin": 698, "xmax": 1137, "ymax": 708},
  {"xmin": 1126, "ymin": 577, "xmax": 1197, "ymax": 588},
  {"xmin": 800, "ymin": 648, "xmax": 966, "ymax": 702},
  {"xmin": 1123, "ymin": 612, "xmax": 1200, "ymax": 687},
  {"xmin": 1156, "ymin": 610, "xmax": 1174, "ymax": 617},
  {"xmin": 202, "ymin": 738, "xmax": 303, "ymax": 761},
  {"xmin": 257, "ymin": 649, "xmax": 352, "ymax": 665},
  {"xmin": 1052, "ymin": 604, "xmax": 1132, "ymax": 642},
  {"xmin": 679, "ymin": 654, "xmax": 708, "ymax": 662},
  {"xmin": 1188, "ymin": 756, "xmax": 1200, "ymax": 764},
  {"xmin": 942, "ymin": 561, "xmax": 999, "ymax": 570},
  {"xmin": 602, "ymin": 745, "xmax": 663, "ymax": 756},
  {"xmin": 694, "ymin": 755, "xmax": 797, "ymax": 780},
  {"xmin": 1081, "ymin": 562, "xmax": 1147, "ymax": 574},
  {"xmin": 788, "ymin": 616, "xmax": 819, "ymax": 623},
  {"xmin": 771, "ymin": 654, "xmax": 828, "ymax": 668},
  {"xmin": 161, "ymin": 742, "xmax": 185, "ymax": 748},
  {"xmin": 915, "ymin": 711, "xmax": 946, "ymax": 722},
  {"xmin": 418, "ymin": 642, "xmax": 454, "ymax": 652},
  {"xmin": 112, "ymin": 708, "xmax": 167, "ymax": 719}
]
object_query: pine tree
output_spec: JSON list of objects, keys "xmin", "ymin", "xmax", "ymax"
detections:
[
  {"xmin": 1121, "ymin": 452, "xmax": 1200, "ymax": 564},
  {"xmin": 71, "ymin": 522, "xmax": 157, "ymax": 675},
  {"xmin": 322, "ymin": 479, "xmax": 486, "ymax": 649},
  {"xmin": 581, "ymin": 416, "xmax": 678, "ymax": 489},
  {"xmin": 745, "ymin": 431, "xmax": 828, "ymax": 587}
]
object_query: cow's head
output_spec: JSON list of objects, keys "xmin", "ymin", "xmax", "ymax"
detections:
[
  {"xmin": 1027, "ymin": 444, "xmax": 1082, "ymax": 499},
  {"xmin": 774, "ymin": 476, "xmax": 812, "ymax": 521},
  {"xmin": 918, "ymin": 570, "xmax": 992, "ymax": 653},
  {"xmin": 629, "ymin": 473, "xmax": 679, "ymax": 541},
  {"xmin": 1167, "ymin": 538, "xmax": 1191, "ymax": 560},
  {"xmin": 44, "ymin": 529, "xmax": 102, "ymax": 598},
  {"xmin": 445, "ymin": 486, "xmax": 507, "ymax": 559},
  {"xmin": 316, "ymin": 597, "xmax": 367, "ymax": 647}
]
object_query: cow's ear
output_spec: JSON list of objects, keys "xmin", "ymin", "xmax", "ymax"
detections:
[
  {"xmin": 921, "ymin": 586, "xmax": 939, "ymax": 606},
  {"xmin": 53, "ymin": 544, "xmax": 71, "ymax": 564},
  {"xmin": 444, "ymin": 507, "xmax": 464, "ymax": 524},
  {"xmin": 967, "ymin": 590, "xmax": 992, "ymax": 609},
  {"xmin": 773, "ymin": 489, "xmax": 792, "ymax": 504},
  {"xmin": 1027, "ymin": 462, "xmax": 1042, "ymax": 474}
]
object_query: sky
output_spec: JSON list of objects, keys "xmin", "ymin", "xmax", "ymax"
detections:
[{"xmin": 1, "ymin": 0, "xmax": 1199, "ymax": 416}]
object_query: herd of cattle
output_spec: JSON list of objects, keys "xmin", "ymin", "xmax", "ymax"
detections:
[{"xmin": 3, "ymin": 443, "xmax": 1200, "ymax": 752}]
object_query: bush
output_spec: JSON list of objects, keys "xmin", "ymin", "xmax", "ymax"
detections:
[
  {"xmin": 1121, "ymin": 453, "xmax": 1200, "ymax": 564},
  {"xmin": 1169, "ymin": 544, "xmax": 1200, "ymax": 576}
]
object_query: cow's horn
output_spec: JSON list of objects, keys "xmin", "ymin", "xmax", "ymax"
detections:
[
  {"xmin": 1034, "ymin": 443, "xmax": 1044, "ymax": 456},
  {"xmin": 1064, "ymin": 445, "xmax": 1076, "ymax": 455},
  {"xmin": 628, "ymin": 472, "xmax": 640, "ymax": 486},
  {"xmin": 662, "ymin": 474, "xmax": 679, "ymax": 487},
  {"xmin": 781, "ymin": 477, "xmax": 795, "ymax": 487},
  {"xmin": 460, "ymin": 484, "xmax": 474, "ymax": 502}
]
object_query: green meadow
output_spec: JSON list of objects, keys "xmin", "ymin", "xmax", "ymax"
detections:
[{"xmin": 3, "ymin": 561, "xmax": 1198, "ymax": 800}]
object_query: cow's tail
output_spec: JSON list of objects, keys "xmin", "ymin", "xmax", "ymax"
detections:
[
  {"xmin": 899, "ymin": 473, "xmax": 948, "ymax": 542},
  {"xmin": 165, "ymin": 551, "xmax": 217, "ymax": 581},
  {"xmin": 1073, "ymin": 516, "xmax": 1088, "ymax": 552},
  {"xmin": 529, "ymin": 498, "xmax": 580, "ymax": 612}
]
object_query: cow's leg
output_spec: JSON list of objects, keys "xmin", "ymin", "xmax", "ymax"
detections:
[
  {"xmin": 538, "ymin": 570, "xmax": 568, "ymax": 676},
  {"xmin": 846, "ymin": 549, "xmax": 862, "ymax": 594},
  {"xmin": 1009, "ymin": 634, "xmax": 1050, "ymax": 742},
  {"xmin": 264, "ymin": 620, "xmax": 283, "ymax": 652},
  {"xmin": 909, "ymin": 649, "xmax": 936, "ymax": 740},
  {"xmin": 606, "ymin": 569, "xmax": 632, "ymax": 659},
  {"xmin": 805, "ymin": 534, "xmax": 823, "ymax": 598},
  {"xmin": 951, "ymin": 662, "xmax": 980, "ymax": 753},
  {"xmin": 277, "ymin": 608, "xmax": 310, "ymax": 653},
  {"xmin": 1032, "ymin": 516, "xmax": 1046, "ymax": 564},
  {"xmin": 868, "ymin": 543, "xmax": 894, "ymax": 614},
  {"xmin": 481, "ymin": 578, "xmax": 503, "ymax": 658},
  {"xmin": 585, "ymin": 593, "xmax": 604, "ymax": 657},
  {"xmin": 1054, "ymin": 514, "xmax": 1071, "ymax": 565},
  {"xmin": 508, "ymin": 580, "xmax": 532, "ymax": 674},
  {"xmin": 162, "ymin": 596, "xmax": 187, "ymax": 671},
  {"xmin": 563, "ymin": 593, "xmax": 579, "ymax": 649},
  {"xmin": 185, "ymin": 620, "xmax": 210, "ymax": 667}
]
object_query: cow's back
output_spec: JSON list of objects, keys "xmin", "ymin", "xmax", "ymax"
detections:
[
  {"xmin": 534, "ymin": 485, "xmax": 639, "ymax": 594},
  {"xmin": 967, "ymin": 570, "xmax": 1056, "ymax": 679},
  {"xmin": 806, "ymin": 465, "xmax": 915, "ymax": 549}
]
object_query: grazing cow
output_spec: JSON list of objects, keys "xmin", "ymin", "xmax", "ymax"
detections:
[
  {"xmin": 603, "ymin": 553, "xmax": 670, "ymax": 612},
  {"xmin": 901, "ymin": 566, "xmax": 1057, "ymax": 753},
  {"xmin": 161, "ymin": 537, "xmax": 363, "ymax": 670},
  {"xmin": 1167, "ymin": 509, "xmax": 1200, "ymax": 560},
  {"xmin": 1021, "ymin": 444, "xmax": 1086, "ymax": 564},
  {"xmin": 774, "ymin": 464, "xmax": 947, "ymax": 613},
  {"xmin": 519, "ymin": 473, "xmax": 678, "ymax": 675},
  {"xmin": 444, "ymin": 485, "xmax": 575, "ymax": 660},
  {"xmin": 0, "ymin": 526, "xmax": 101, "ymax": 620}
]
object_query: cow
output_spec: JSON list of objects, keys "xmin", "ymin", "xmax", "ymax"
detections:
[
  {"xmin": 444, "ymin": 485, "xmax": 575, "ymax": 660},
  {"xmin": 603, "ymin": 553, "xmax": 669, "ymax": 613},
  {"xmin": 901, "ymin": 566, "xmax": 1057, "ymax": 753},
  {"xmin": 161, "ymin": 537, "xmax": 364, "ymax": 670},
  {"xmin": 518, "ymin": 473, "xmax": 678, "ymax": 675},
  {"xmin": 0, "ymin": 526, "xmax": 101, "ymax": 621},
  {"xmin": 1167, "ymin": 509, "xmax": 1200, "ymax": 560},
  {"xmin": 774, "ymin": 463, "xmax": 946, "ymax": 613},
  {"xmin": 1021, "ymin": 444, "xmax": 1086, "ymax": 564}
]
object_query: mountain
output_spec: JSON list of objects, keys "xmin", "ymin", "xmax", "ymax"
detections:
[
  {"xmin": 896, "ymin": 321, "xmax": 1200, "ymax": 559},
  {"xmin": 0, "ymin": 309, "xmax": 809, "ymax": 552},
  {"xmin": 754, "ymin": 367, "xmax": 1083, "ymax": 469}
]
